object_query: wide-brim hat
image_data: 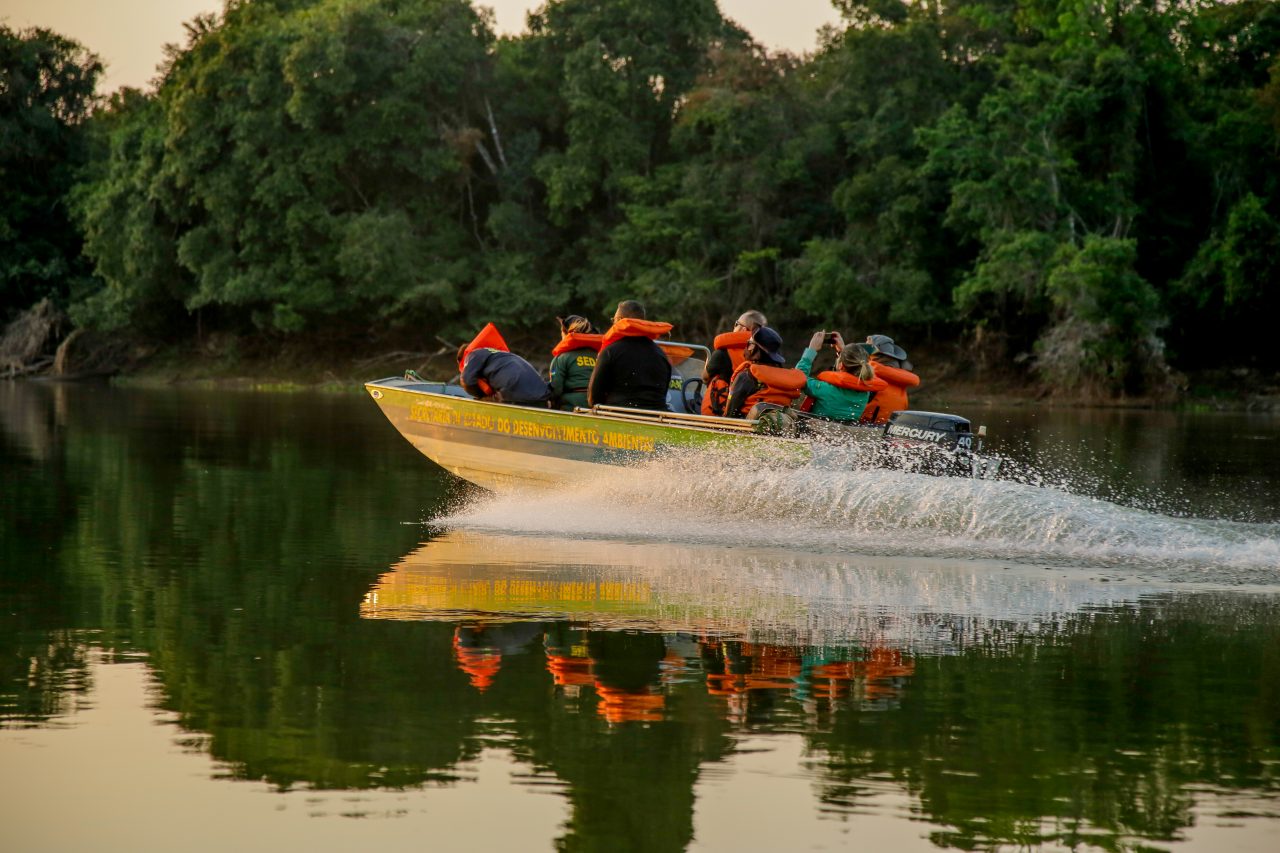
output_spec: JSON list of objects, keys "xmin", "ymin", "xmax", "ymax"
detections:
[
  {"xmin": 751, "ymin": 326, "xmax": 787, "ymax": 365},
  {"xmin": 866, "ymin": 334, "xmax": 908, "ymax": 363}
]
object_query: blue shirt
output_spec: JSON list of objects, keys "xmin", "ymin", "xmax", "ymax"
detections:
[{"xmin": 462, "ymin": 349, "xmax": 551, "ymax": 404}]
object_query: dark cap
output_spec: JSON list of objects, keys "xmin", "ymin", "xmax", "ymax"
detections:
[{"xmin": 750, "ymin": 326, "xmax": 786, "ymax": 365}]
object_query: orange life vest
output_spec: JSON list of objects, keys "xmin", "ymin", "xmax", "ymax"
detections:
[
  {"xmin": 550, "ymin": 332, "xmax": 604, "ymax": 357},
  {"xmin": 544, "ymin": 653, "xmax": 594, "ymax": 687},
  {"xmin": 860, "ymin": 361, "xmax": 920, "ymax": 424},
  {"xmin": 452, "ymin": 631, "xmax": 501, "ymax": 693},
  {"xmin": 713, "ymin": 330, "xmax": 751, "ymax": 367},
  {"xmin": 600, "ymin": 317, "xmax": 673, "ymax": 350},
  {"xmin": 798, "ymin": 368, "xmax": 887, "ymax": 413},
  {"xmin": 701, "ymin": 330, "xmax": 752, "ymax": 415},
  {"xmin": 731, "ymin": 361, "xmax": 806, "ymax": 416},
  {"xmin": 814, "ymin": 369, "xmax": 886, "ymax": 392},
  {"xmin": 459, "ymin": 322, "xmax": 510, "ymax": 397},
  {"xmin": 702, "ymin": 378, "xmax": 730, "ymax": 416},
  {"xmin": 594, "ymin": 684, "xmax": 666, "ymax": 724},
  {"xmin": 658, "ymin": 342, "xmax": 695, "ymax": 366}
]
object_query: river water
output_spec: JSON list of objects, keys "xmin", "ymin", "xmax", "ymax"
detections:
[{"xmin": 2, "ymin": 381, "xmax": 1278, "ymax": 852}]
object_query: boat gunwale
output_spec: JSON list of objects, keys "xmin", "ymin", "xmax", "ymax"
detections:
[{"xmin": 363, "ymin": 376, "xmax": 798, "ymax": 442}]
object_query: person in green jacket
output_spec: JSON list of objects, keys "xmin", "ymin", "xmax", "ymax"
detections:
[
  {"xmin": 548, "ymin": 315, "xmax": 602, "ymax": 411},
  {"xmin": 794, "ymin": 330, "xmax": 888, "ymax": 421}
]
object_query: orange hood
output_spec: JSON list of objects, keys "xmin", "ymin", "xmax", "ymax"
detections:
[
  {"xmin": 713, "ymin": 329, "xmax": 752, "ymax": 351},
  {"xmin": 600, "ymin": 318, "xmax": 673, "ymax": 350},
  {"xmin": 551, "ymin": 332, "xmax": 604, "ymax": 357},
  {"xmin": 459, "ymin": 322, "xmax": 510, "ymax": 373}
]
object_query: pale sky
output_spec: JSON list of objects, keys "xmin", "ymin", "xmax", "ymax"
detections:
[{"xmin": 1, "ymin": 0, "xmax": 843, "ymax": 93}]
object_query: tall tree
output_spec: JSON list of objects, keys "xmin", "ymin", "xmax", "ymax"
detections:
[
  {"xmin": 793, "ymin": 1, "xmax": 971, "ymax": 338},
  {"xmin": 0, "ymin": 27, "xmax": 100, "ymax": 318},
  {"xmin": 596, "ymin": 40, "xmax": 824, "ymax": 333},
  {"xmin": 1164, "ymin": 1, "xmax": 1280, "ymax": 369},
  {"xmin": 512, "ymin": 0, "xmax": 732, "ymax": 325},
  {"xmin": 921, "ymin": 0, "xmax": 1171, "ymax": 392}
]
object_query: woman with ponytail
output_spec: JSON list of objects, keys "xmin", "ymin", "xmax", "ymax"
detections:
[
  {"xmin": 548, "ymin": 315, "xmax": 602, "ymax": 411},
  {"xmin": 795, "ymin": 331, "xmax": 888, "ymax": 422}
]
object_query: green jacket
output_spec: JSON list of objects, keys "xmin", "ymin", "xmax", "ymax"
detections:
[
  {"xmin": 549, "ymin": 348, "xmax": 598, "ymax": 410},
  {"xmin": 795, "ymin": 347, "xmax": 872, "ymax": 422}
]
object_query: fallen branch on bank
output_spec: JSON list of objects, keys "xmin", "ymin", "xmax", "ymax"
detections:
[
  {"xmin": 352, "ymin": 350, "xmax": 430, "ymax": 369},
  {"xmin": 3, "ymin": 355, "xmax": 54, "ymax": 378},
  {"xmin": 1, "ymin": 299, "xmax": 67, "ymax": 378}
]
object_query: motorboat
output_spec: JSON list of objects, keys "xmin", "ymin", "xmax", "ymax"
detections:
[{"xmin": 365, "ymin": 342, "xmax": 998, "ymax": 490}]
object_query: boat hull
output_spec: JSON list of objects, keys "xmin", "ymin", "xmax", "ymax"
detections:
[{"xmin": 364, "ymin": 377, "xmax": 786, "ymax": 490}]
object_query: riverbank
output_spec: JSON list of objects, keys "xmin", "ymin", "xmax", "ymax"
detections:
[
  {"xmin": 111, "ymin": 344, "xmax": 1280, "ymax": 412},
  {"xmin": 7, "ymin": 312, "xmax": 1279, "ymax": 411}
]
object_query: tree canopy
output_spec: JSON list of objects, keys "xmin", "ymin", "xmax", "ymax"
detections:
[{"xmin": 0, "ymin": 26, "xmax": 101, "ymax": 319}]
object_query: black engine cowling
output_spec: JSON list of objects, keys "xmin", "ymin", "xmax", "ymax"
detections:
[
  {"xmin": 877, "ymin": 410, "xmax": 996, "ymax": 476},
  {"xmin": 881, "ymin": 410, "xmax": 975, "ymax": 451}
]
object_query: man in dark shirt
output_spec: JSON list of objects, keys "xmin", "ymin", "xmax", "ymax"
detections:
[
  {"xmin": 460, "ymin": 346, "xmax": 551, "ymax": 406},
  {"xmin": 587, "ymin": 300, "xmax": 672, "ymax": 411}
]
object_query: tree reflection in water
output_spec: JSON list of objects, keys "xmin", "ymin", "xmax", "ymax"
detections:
[{"xmin": 2, "ymin": 382, "xmax": 1278, "ymax": 851}]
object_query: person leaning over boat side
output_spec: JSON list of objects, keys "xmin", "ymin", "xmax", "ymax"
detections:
[
  {"xmin": 548, "ymin": 315, "xmax": 602, "ymax": 411},
  {"xmin": 587, "ymin": 300, "xmax": 674, "ymax": 410},
  {"xmin": 456, "ymin": 324, "xmax": 551, "ymax": 406},
  {"xmin": 723, "ymin": 327, "xmax": 807, "ymax": 418},
  {"xmin": 795, "ymin": 330, "xmax": 888, "ymax": 422},
  {"xmin": 701, "ymin": 309, "xmax": 767, "ymax": 416},
  {"xmin": 859, "ymin": 334, "xmax": 920, "ymax": 424}
]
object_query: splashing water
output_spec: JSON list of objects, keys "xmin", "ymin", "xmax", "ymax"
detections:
[{"xmin": 440, "ymin": 450, "xmax": 1280, "ymax": 586}]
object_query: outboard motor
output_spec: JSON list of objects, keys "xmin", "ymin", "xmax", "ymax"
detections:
[
  {"xmin": 883, "ymin": 411, "xmax": 973, "ymax": 449},
  {"xmin": 878, "ymin": 410, "xmax": 999, "ymax": 478}
]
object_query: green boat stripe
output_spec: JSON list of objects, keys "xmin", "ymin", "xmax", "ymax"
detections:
[
  {"xmin": 365, "ymin": 379, "xmax": 810, "ymax": 471},
  {"xmin": 386, "ymin": 411, "xmax": 654, "ymax": 463}
]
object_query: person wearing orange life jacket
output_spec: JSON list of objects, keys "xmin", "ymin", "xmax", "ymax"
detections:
[
  {"xmin": 587, "ymin": 300, "xmax": 673, "ymax": 411},
  {"xmin": 859, "ymin": 334, "xmax": 920, "ymax": 424},
  {"xmin": 795, "ymin": 330, "xmax": 888, "ymax": 422},
  {"xmin": 701, "ymin": 309, "xmax": 767, "ymax": 416},
  {"xmin": 548, "ymin": 315, "xmax": 602, "ymax": 411},
  {"xmin": 457, "ymin": 322, "xmax": 551, "ymax": 406},
  {"xmin": 723, "ymin": 326, "xmax": 807, "ymax": 418}
]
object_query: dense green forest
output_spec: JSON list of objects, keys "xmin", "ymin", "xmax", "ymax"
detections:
[{"xmin": 3, "ymin": 0, "xmax": 1279, "ymax": 394}]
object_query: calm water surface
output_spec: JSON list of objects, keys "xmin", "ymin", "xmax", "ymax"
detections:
[{"xmin": 2, "ymin": 382, "xmax": 1278, "ymax": 852}]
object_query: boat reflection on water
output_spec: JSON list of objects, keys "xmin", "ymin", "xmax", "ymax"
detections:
[
  {"xmin": 362, "ymin": 530, "xmax": 1166, "ymax": 725},
  {"xmin": 447, "ymin": 621, "xmax": 917, "ymax": 725},
  {"xmin": 354, "ymin": 532, "xmax": 1280, "ymax": 849}
]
